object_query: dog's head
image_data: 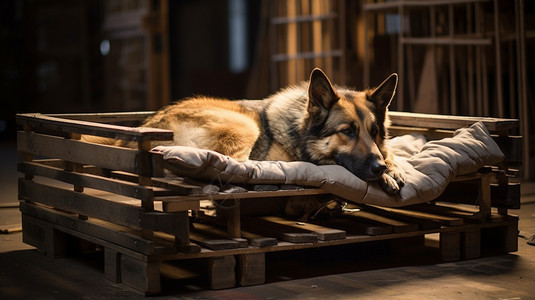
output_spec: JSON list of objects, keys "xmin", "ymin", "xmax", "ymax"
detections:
[{"xmin": 302, "ymin": 68, "xmax": 398, "ymax": 181}]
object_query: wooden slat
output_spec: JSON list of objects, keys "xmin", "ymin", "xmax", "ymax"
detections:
[
  {"xmin": 19, "ymin": 178, "xmax": 145, "ymax": 230},
  {"xmin": 314, "ymin": 215, "xmax": 392, "ymax": 236},
  {"xmin": 241, "ymin": 216, "xmax": 318, "ymax": 244},
  {"xmin": 17, "ymin": 131, "xmax": 154, "ymax": 176},
  {"xmin": 160, "ymin": 188, "xmax": 328, "ymax": 204},
  {"xmin": 189, "ymin": 223, "xmax": 248, "ymax": 251},
  {"xmin": 408, "ymin": 203, "xmax": 485, "ymax": 223},
  {"xmin": 16, "ymin": 113, "xmax": 172, "ymax": 142},
  {"xmin": 18, "ymin": 161, "xmax": 154, "ymax": 201},
  {"xmin": 359, "ymin": 205, "xmax": 442, "ymax": 230},
  {"xmin": 389, "ymin": 111, "xmax": 518, "ymax": 132},
  {"xmin": 260, "ymin": 216, "xmax": 346, "ymax": 241},
  {"xmin": 46, "ymin": 111, "xmax": 156, "ymax": 123},
  {"xmin": 346, "ymin": 207, "xmax": 420, "ymax": 233},
  {"xmin": 196, "ymin": 213, "xmax": 278, "ymax": 247},
  {"xmin": 371, "ymin": 205, "xmax": 464, "ymax": 226},
  {"xmin": 20, "ymin": 201, "xmax": 175, "ymax": 256},
  {"xmin": 159, "ymin": 196, "xmax": 201, "ymax": 212}
]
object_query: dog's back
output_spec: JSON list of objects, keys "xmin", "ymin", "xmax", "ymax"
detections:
[{"xmin": 142, "ymin": 97, "xmax": 262, "ymax": 161}]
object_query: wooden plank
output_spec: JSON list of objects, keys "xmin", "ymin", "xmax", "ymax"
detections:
[
  {"xmin": 241, "ymin": 216, "xmax": 318, "ymax": 244},
  {"xmin": 19, "ymin": 178, "xmax": 146, "ymax": 231},
  {"xmin": 389, "ymin": 111, "xmax": 518, "ymax": 132},
  {"xmin": 18, "ymin": 161, "xmax": 154, "ymax": 201},
  {"xmin": 405, "ymin": 203, "xmax": 483, "ymax": 223},
  {"xmin": 359, "ymin": 204, "xmax": 442, "ymax": 230},
  {"xmin": 313, "ymin": 215, "xmax": 392, "ymax": 236},
  {"xmin": 260, "ymin": 216, "xmax": 346, "ymax": 241},
  {"xmin": 17, "ymin": 131, "xmax": 148, "ymax": 175},
  {"xmin": 161, "ymin": 188, "xmax": 329, "ymax": 203},
  {"xmin": 195, "ymin": 213, "xmax": 278, "ymax": 247},
  {"xmin": 20, "ymin": 201, "xmax": 176, "ymax": 256},
  {"xmin": 16, "ymin": 113, "xmax": 172, "ymax": 142},
  {"xmin": 372, "ymin": 205, "xmax": 464, "ymax": 226},
  {"xmin": 242, "ymin": 232, "xmax": 278, "ymax": 248},
  {"xmin": 46, "ymin": 111, "xmax": 155, "ymax": 123},
  {"xmin": 160, "ymin": 197, "xmax": 201, "ymax": 212},
  {"xmin": 190, "ymin": 222, "xmax": 248, "ymax": 251},
  {"xmin": 344, "ymin": 206, "xmax": 419, "ymax": 233}
]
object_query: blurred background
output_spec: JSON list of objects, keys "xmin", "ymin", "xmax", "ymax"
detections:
[{"xmin": 0, "ymin": 0, "xmax": 534, "ymax": 179}]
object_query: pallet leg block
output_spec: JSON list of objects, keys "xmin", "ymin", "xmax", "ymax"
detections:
[
  {"xmin": 22, "ymin": 214, "xmax": 67, "ymax": 257},
  {"xmin": 481, "ymin": 222, "xmax": 519, "ymax": 253},
  {"xmin": 206, "ymin": 256, "xmax": 236, "ymax": 289},
  {"xmin": 461, "ymin": 229, "xmax": 481, "ymax": 259},
  {"xmin": 120, "ymin": 255, "xmax": 161, "ymax": 295},
  {"xmin": 439, "ymin": 231, "xmax": 461, "ymax": 262},
  {"xmin": 237, "ymin": 253, "xmax": 265, "ymax": 286},
  {"xmin": 104, "ymin": 248, "xmax": 121, "ymax": 283},
  {"xmin": 390, "ymin": 235, "xmax": 426, "ymax": 258}
]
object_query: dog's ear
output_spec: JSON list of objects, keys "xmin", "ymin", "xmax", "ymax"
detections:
[
  {"xmin": 368, "ymin": 73, "xmax": 398, "ymax": 112},
  {"xmin": 307, "ymin": 68, "xmax": 339, "ymax": 120}
]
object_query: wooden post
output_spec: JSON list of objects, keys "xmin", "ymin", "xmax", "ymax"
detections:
[
  {"xmin": 138, "ymin": 139, "xmax": 154, "ymax": 241},
  {"xmin": 20, "ymin": 124, "xmax": 34, "ymax": 181},
  {"xmin": 174, "ymin": 211, "xmax": 192, "ymax": 250},
  {"xmin": 67, "ymin": 132, "xmax": 87, "ymax": 220},
  {"xmin": 226, "ymin": 204, "xmax": 242, "ymax": 238},
  {"xmin": 478, "ymin": 173, "xmax": 492, "ymax": 219}
]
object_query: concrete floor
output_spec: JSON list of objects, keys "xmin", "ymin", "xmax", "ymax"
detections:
[{"xmin": 1, "ymin": 139, "xmax": 534, "ymax": 299}]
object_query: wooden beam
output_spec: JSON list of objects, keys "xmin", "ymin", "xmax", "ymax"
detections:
[{"xmin": 16, "ymin": 113, "xmax": 173, "ymax": 142}]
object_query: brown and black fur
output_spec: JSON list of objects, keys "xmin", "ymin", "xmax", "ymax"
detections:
[{"xmin": 139, "ymin": 68, "xmax": 405, "ymax": 194}]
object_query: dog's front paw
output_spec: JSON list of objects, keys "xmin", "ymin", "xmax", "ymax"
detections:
[{"xmin": 379, "ymin": 166, "xmax": 406, "ymax": 195}]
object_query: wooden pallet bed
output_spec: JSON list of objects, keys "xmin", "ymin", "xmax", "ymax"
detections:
[{"xmin": 16, "ymin": 111, "xmax": 521, "ymax": 295}]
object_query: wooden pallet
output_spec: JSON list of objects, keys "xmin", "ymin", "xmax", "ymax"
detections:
[{"xmin": 16, "ymin": 112, "xmax": 521, "ymax": 295}]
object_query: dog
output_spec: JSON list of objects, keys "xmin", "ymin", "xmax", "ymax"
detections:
[{"xmin": 139, "ymin": 68, "xmax": 405, "ymax": 195}]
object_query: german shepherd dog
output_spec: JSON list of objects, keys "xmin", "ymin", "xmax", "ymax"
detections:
[{"xmin": 140, "ymin": 68, "xmax": 405, "ymax": 194}]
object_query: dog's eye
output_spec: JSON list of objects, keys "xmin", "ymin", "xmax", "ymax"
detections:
[{"xmin": 340, "ymin": 128, "xmax": 354, "ymax": 136}]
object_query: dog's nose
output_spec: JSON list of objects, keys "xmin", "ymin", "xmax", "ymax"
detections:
[{"xmin": 371, "ymin": 161, "xmax": 387, "ymax": 177}]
